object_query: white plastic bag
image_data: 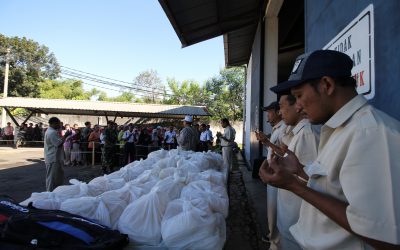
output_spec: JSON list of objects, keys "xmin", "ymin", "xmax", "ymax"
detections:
[
  {"xmin": 118, "ymin": 189, "xmax": 169, "ymax": 245},
  {"xmin": 181, "ymin": 180, "xmax": 229, "ymax": 218},
  {"xmin": 161, "ymin": 199, "xmax": 226, "ymax": 250},
  {"xmin": 190, "ymin": 169, "xmax": 226, "ymax": 186},
  {"xmin": 118, "ymin": 176, "xmax": 183, "ymax": 245},
  {"xmin": 20, "ymin": 192, "xmax": 62, "ymax": 210},
  {"xmin": 52, "ymin": 179, "xmax": 89, "ymax": 199},
  {"xmin": 60, "ymin": 196, "xmax": 111, "ymax": 227},
  {"xmin": 159, "ymin": 167, "xmax": 176, "ymax": 179}
]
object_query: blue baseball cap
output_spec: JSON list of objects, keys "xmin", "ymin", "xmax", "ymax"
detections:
[{"xmin": 270, "ymin": 50, "xmax": 353, "ymax": 94}]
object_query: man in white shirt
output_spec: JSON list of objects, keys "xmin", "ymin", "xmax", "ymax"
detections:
[
  {"xmin": 199, "ymin": 123, "xmax": 212, "ymax": 152},
  {"xmin": 260, "ymin": 50, "xmax": 400, "ymax": 249},
  {"xmin": 122, "ymin": 124, "xmax": 136, "ymax": 164},
  {"xmin": 256, "ymin": 101, "xmax": 287, "ymax": 249},
  {"xmin": 44, "ymin": 117, "xmax": 71, "ymax": 191},
  {"xmin": 164, "ymin": 126, "xmax": 177, "ymax": 149},
  {"xmin": 219, "ymin": 118, "xmax": 236, "ymax": 172},
  {"xmin": 273, "ymin": 92, "xmax": 319, "ymax": 249}
]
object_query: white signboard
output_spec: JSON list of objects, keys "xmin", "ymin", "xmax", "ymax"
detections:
[{"xmin": 324, "ymin": 4, "xmax": 375, "ymax": 99}]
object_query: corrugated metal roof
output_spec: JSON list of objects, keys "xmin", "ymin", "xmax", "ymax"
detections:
[
  {"xmin": 0, "ymin": 97, "xmax": 211, "ymax": 118},
  {"xmin": 158, "ymin": 0, "xmax": 264, "ymax": 48}
]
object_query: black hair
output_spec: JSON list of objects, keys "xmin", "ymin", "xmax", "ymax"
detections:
[
  {"xmin": 85, "ymin": 121, "xmax": 91, "ymax": 126},
  {"xmin": 48, "ymin": 117, "xmax": 60, "ymax": 125},
  {"xmin": 221, "ymin": 118, "xmax": 230, "ymax": 125}
]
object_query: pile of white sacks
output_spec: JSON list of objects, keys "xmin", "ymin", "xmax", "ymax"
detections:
[{"xmin": 21, "ymin": 149, "xmax": 229, "ymax": 250}]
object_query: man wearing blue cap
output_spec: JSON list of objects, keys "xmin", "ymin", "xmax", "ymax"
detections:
[{"xmin": 259, "ymin": 50, "xmax": 400, "ymax": 249}]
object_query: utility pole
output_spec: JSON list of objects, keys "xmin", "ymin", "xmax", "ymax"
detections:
[{"xmin": 1, "ymin": 48, "xmax": 11, "ymax": 128}]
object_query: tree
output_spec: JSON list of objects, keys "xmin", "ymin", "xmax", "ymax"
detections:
[
  {"xmin": 163, "ymin": 78, "xmax": 209, "ymax": 106},
  {"xmin": 0, "ymin": 34, "xmax": 60, "ymax": 97},
  {"xmin": 204, "ymin": 67, "xmax": 245, "ymax": 121},
  {"xmin": 38, "ymin": 79, "xmax": 95, "ymax": 100},
  {"xmin": 97, "ymin": 91, "xmax": 138, "ymax": 103},
  {"xmin": 132, "ymin": 69, "xmax": 164, "ymax": 103}
]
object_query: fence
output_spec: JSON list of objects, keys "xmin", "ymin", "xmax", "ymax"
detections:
[{"xmin": 0, "ymin": 139, "xmax": 169, "ymax": 168}]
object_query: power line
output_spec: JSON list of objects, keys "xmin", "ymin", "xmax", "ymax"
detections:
[
  {"xmin": 60, "ymin": 65, "xmax": 171, "ymax": 94},
  {"xmin": 60, "ymin": 70, "xmax": 172, "ymax": 97},
  {"xmin": 59, "ymin": 75, "xmax": 160, "ymax": 99}
]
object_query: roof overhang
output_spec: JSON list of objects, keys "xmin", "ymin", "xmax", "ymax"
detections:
[
  {"xmin": 158, "ymin": 0, "xmax": 265, "ymax": 48},
  {"xmin": 0, "ymin": 97, "xmax": 211, "ymax": 119}
]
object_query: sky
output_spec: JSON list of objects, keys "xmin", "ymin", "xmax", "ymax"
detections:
[{"xmin": 0, "ymin": 0, "xmax": 225, "ymax": 96}]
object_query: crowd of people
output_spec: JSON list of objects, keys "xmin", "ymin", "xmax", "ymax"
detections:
[
  {"xmin": 0, "ymin": 122, "xmax": 44, "ymax": 146},
  {"xmin": 256, "ymin": 50, "xmax": 400, "ymax": 249}
]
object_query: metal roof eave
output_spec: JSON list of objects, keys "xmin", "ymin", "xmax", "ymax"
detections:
[{"xmin": 0, "ymin": 97, "xmax": 211, "ymax": 119}]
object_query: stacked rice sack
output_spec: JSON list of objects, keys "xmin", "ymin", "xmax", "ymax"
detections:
[{"xmin": 21, "ymin": 149, "xmax": 228, "ymax": 250}]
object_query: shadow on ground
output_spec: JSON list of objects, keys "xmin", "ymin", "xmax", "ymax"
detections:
[{"xmin": 0, "ymin": 161, "xmax": 103, "ymax": 203}]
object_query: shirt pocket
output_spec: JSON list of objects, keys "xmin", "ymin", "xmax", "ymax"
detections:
[{"xmin": 304, "ymin": 161, "xmax": 328, "ymax": 194}]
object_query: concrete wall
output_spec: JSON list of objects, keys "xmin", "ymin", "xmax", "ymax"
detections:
[
  {"xmin": 305, "ymin": 0, "xmax": 400, "ymax": 120},
  {"xmin": 243, "ymin": 23, "xmax": 263, "ymax": 168}
]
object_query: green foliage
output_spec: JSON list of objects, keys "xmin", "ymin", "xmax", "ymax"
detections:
[
  {"xmin": 38, "ymin": 79, "xmax": 93, "ymax": 100},
  {"xmin": 163, "ymin": 67, "xmax": 245, "ymax": 121},
  {"xmin": 163, "ymin": 78, "xmax": 208, "ymax": 106},
  {"xmin": 98, "ymin": 91, "xmax": 137, "ymax": 102},
  {"xmin": 204, "ymin": 67, "xmax": 245, "ymax": 121},
  {"xmin": 0, "ymin": 34, "xmax": 60, "ymax": 97}
]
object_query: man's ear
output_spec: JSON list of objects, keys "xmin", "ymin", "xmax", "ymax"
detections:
[{"xmin": 320, "ymin": 76, "xmax": 336, "ymax": 96}]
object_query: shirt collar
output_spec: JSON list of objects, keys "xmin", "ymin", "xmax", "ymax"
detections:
[
  {"xmin": 292, "ymin": 119, "xmax": 309, "ymax": 135},
  {"xmin": 273, "ymin": 120, "xmax": 285, "ymax": 130},
  {"xmin": 325, "ymin": 94, "xmax": 368, "ymax": 128}
]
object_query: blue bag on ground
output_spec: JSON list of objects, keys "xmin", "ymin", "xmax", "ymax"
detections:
[{"xmin": 0, "ymin": 195, "xmax": 129, "ymax": 250}]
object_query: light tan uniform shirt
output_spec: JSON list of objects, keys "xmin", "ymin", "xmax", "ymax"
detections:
[
  {"xmin": 267, "ymin": 120, "xmax": 287, "ymax": 160},
  {"xmin": 220, "ymin": 125, "xmax": 236, "ymax": 147},
  {"xmin": 290, "ymin": 95, "xmax": 400, "ymax": 249},
  {"xmin": 44, "ymin": 127, "xmax": 64, "ymax": 163},
  {"xmin": 277, "ymin": 119, "xmax": 318, "ymax": 246}
]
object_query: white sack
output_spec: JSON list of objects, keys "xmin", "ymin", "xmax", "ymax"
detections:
[{"xmin": 161, "ymin": 199, "xmax": 226, "ymax": 250}]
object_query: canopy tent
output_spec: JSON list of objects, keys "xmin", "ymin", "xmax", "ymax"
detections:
[{"xmin": 0, "ymin": 97, "xmax": 210, "ymax": 126}]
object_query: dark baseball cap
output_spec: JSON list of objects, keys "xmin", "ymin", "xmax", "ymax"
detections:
[
  {"xmin": 262, "ymin": 101, "xmax": 280, "ymax": 111},
  {"xmin": 270, "ymin": 50, "xmax": 353, "ymax": 94}
]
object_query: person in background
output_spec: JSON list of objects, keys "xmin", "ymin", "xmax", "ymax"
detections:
[
  {"xmin": 164, "ymin": 126, "xmax": 177, "ymax": 150},
  {"xmin": 206, "ymin": 124, "xmax": 213, "ymax": 146},
  {"xmin": 102, "ymin": 121, "xmax": 118, "ymax": 173},
  {"xmin": 177, "ymin": 115, "xmax": 199, "ymax": 151},
  {"xmin": 3, "ymin": 122, "xmax": 14, "ymax": 145},
  {"xmin": 62, "ymin": 124, "xmax": 73, "ymax": 167},
  {"xmin": 70, "ymin": 124, "xmax": 82, "ymax": 166},
  {"xmin": 88, "ymin": 125, "xmax": 101, "ymax": 164},
  {"xmin": 44, "ymin": 117, "xmax": 71, "ymax": 191},
  {"xmin": 137, "ymin": 127, "xmax": 151, "ymax": 159},
  {"xmin": 122, "ymin": 124, "xmax": 136, "ymax": 164},
  {"xmin": 81, "ymin": 121, "xmax": 92, "ymax": 166},
  {"xmin": 199, "ymin": 123, "xmax": 212, "ymax": 152},
  {"xmin": 219, "ymin": 118, "xmax": 236, "ymax": 171}
]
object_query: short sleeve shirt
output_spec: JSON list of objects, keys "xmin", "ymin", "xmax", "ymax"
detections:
[
  {"xmin": 277, "ymin": 119, "xmax": 318, "ymax": 242},
  {"xmin": 267, "ymin": 120, "xmax": 287, "ymax": 160},
  {"xmin": 200, "ymin": 131, "xmax": 211, "ymax": 142},
  {"xmin": 220, "ymin": 126, "xmax": 236, "ymax": 147},
  {"xmin": 290, "ymin": 95, "xmax": 400, "ymax": 249}
]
